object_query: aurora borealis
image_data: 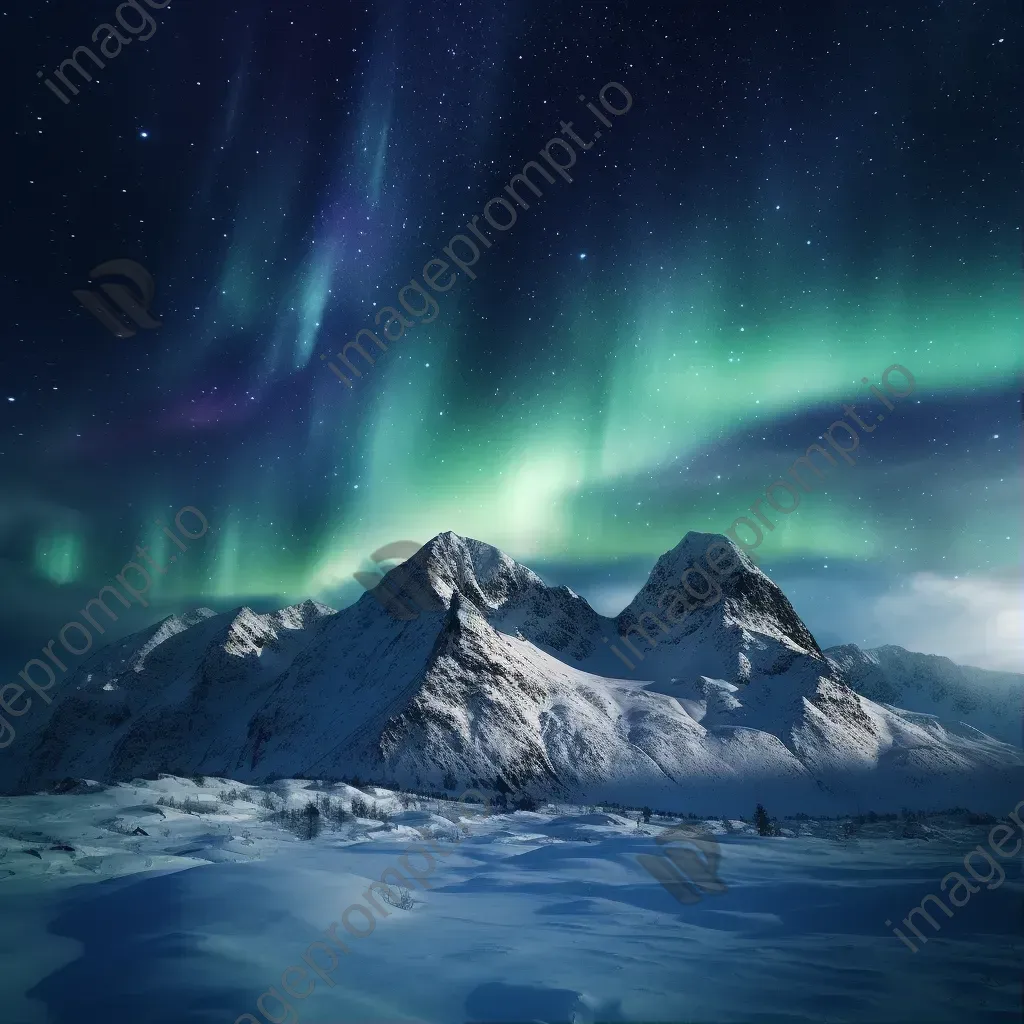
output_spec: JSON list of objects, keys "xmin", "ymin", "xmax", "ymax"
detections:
[{"xmin": 1, "ymin": 0, "xmax": 1019, "ymax": 676}]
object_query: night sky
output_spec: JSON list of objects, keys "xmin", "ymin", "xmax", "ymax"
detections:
[{"xmin": 1, "ymin": 0, "xmax": 1019, "ymax": 680}]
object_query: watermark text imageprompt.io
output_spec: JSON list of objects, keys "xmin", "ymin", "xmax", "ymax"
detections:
[
  {"xmin": 321, "ymin": 80, "xmax": 633, "ymax": 391},
  {"xmin": 36, "ymin": 0, "xmax": 171, "ymax": 107},
  {"xmin": 0, "ymin": 505, "xmax": 211, "ymax": 751},
  {"xmin": 887, "ymin": 797, "xmax": 1024, "ymax": 952},
  {"xmin": 604, "ymin": 364, "xmax": 917, "ymax": 674},
  {"xmin": 233, "ymin": 788, "xmax": 494, "ymax": 1024}
]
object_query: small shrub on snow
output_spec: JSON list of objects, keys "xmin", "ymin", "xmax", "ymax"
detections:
[
  {"xmin": 262, "ymin": 796, "xmax": 350, "ymax": 838},
  {"xmin": 380, "ymin": 883, "xmax": 415, "ymax": 910},
  {"xmin": 105, "ymin": 820, "xmax": 138, "ymax": 836},
  {"xmin": 156, "ymin": 795, "xmax": 219, "ymax": 815},
  {"xmin": 267, "ymin": 801, "xmax": 323, "ymax": 840},
  {"xmin": 183, "ymin": 797, "xmax": 218, "ymax": 815},
  {"xmin": 314, "ymin": 794, "xmax": 349, "ymax": 825},
  {"xmin": 967, "ymin": 811, "xmax": 997, "ymax": 826},
  {"xmin": 299, "ymin": 802, "xmax": 322, "ymax": 840},
  {"xmin": 350, "ymin": 795, "xmax": 391, "ymax": 822}
]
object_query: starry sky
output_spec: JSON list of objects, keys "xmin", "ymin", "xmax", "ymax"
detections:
[{"xmin": 0, "ymin": 0, "xmax": 1020, "ymax": 678}]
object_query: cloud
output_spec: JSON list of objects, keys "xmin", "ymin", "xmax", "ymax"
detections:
[{"xmin": 870, "ymin": 571, "xmax": 1023, "ymax": 672}]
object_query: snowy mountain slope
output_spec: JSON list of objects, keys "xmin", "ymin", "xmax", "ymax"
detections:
[
  {"xmin": 293, "ymin": 590, "xmax": 817, "ymax": 808},
  {"xmin": 0, "ymin": 608, "xmax": 218, "ymax": 792},
  {"xmin": 202, "ymin": 579, "xmax": 819, "ymax": 811},
  {"xmin": 3, "ymin": 601, "xmax": 337, "ymax": 793},
  {"xmin": 3, "ymin": 533, "xmax": 1022, "ymax": 814},
  {"xmin": 826, "ymin": 643, "xmax": 1023, "ymax": 747}
]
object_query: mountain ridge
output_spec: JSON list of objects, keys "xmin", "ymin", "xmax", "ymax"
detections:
[{"xmin": 2, "ymin": 532, "xmax": 1020, "ymax": 814}]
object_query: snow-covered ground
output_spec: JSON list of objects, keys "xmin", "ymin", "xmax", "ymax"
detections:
[{"xmin": 0, "ymin": 776, "xmax": 1020, "ymax": 1024}]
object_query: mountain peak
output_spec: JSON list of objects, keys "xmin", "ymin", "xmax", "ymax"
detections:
[
  {"xmin": 377, "ymin": 532, "xmax": 544, "ymax": 615},
  {"xmin": 166, "ymin": 607, "xmax": 219, "ymax": 629},
  {"xmin": 663, "ymin": 532, "xmax": 759, "ymax": 577},
  {"xmin": 272, "ymin": 598, "xmax": 337, "ymax": 629},
  {"xmin": 615, "ymin": 530, "xmax": 824, "ymax": 683}
]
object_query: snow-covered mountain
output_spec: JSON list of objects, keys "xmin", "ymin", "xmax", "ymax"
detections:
[
  {"xmin": 2, "ymin": 532, "xmax": 1021, "ymax": 814},
  {"xmin": 826, "ymin": 643, "xmax": 1023, "ymax": 748}
]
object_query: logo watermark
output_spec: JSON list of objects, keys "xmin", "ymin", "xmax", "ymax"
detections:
[
  {"xmin": 72, "ymin": 259, "xmax": 160, "ymax": 338},
  {"xmin": 353, "ymin": 540, "xmax": 444, "ymax": 621},
  {"xmin": 636, "ymin": 822, "xmax": 728, "ymax": 905}
]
